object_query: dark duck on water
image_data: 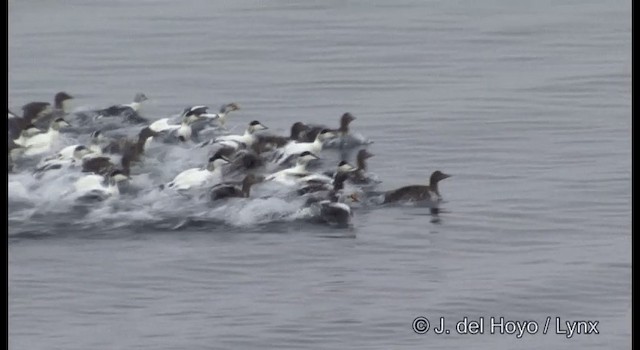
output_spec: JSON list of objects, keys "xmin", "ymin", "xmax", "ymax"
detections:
[{"xmin": 382, "ymin": 170, "xmax": 451, "ymax": 204}]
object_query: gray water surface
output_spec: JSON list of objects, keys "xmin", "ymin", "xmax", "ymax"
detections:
[{"xmin": 8, "ymin": 0, "xmax": 631, "ymax": 349}]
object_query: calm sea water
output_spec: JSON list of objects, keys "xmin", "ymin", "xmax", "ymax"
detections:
[{"xmin": 9, "ymin": 0, "xmax": 631, "ymax": 349}]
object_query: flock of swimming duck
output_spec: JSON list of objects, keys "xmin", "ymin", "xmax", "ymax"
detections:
[{"xmin": 8, "ymin": 92, "xmax": 451, "ymax": 227}]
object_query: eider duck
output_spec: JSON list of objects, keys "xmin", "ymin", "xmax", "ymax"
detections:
[
  {"xmin": 8, "ymin": 102, "xmax": 51, "ymax": 140},
  {"xmin": 206, "ymin": 120, "xmax": 268, "ymax": 150},
  {"xmin": 265, "ymin": 151, "xmax": 320, "ymax": 185},
  {"xmin": 305, "ymin": 171, "xmax": 360, "ymax": 227},
  {"xmin": 95, "ymin": 92, "xmax": 149, "ymax": 123},
  {"xmin": 272, "ymin": 129, "xmax": 336, "ymax": 165},
  {"xmin": 34, "ymin": 145, "xmax": 92, "ymax": 175},
  {"xmin": 19, "ymin": 117, "xmax": 71, "ymax": 156},
  {"xmin": 33, "ymin": 92, "xmax": 74, "ymax": 129},
  {"xmin": 81, "ymin": 151, "xmax": 132, "ymax": 177},
  {"xmin": 102, "ymin": 126, "xmax": 158, "ymax": 162},
  {"xmin": 382, "ymin": 170, "xmax": 451, "ymax": 204},
  {"xmin": 165, "ymin": 151, "xmax": 230, "ymax": 191},
  {"xmin": 292, "ymin": 113, "xmax": 356, "ymax": 142},
  {"xmin": 149, "ymin": 105, "xmax": 220, "ymax": 142},
  {"xmin": 213, "ymin": 103, "xmax": 240, "ymax": 128},
  {"xmin": 209, "ymin": 174, "xmax": 261, "ymax": 201},
  {"xmin": 298, "ymin": 161, "xmax": 357, "ymax": 195},
  {"xmin": 73, "ymin": 169, "xmax": 130, "ymax": 201}
]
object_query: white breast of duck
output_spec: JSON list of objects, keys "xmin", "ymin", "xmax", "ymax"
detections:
[
  {"xmin": 124, "ymin": 93, "xmax": 148, "ymax": 112},
  {"xmin": 73, "ymin": 170, "xmax": 129, "ymax": 199},
  {"xmin": 166, "ymin": 153, "xmax": 230, "ymax": 191},
  {"xmin": 265, "ymin": 151, "xmax": 320, "ymax": 185},
  {"xmin": 35, "ymin": 145, "xmax": 93, "ymax": 174},
  {"xmin": 215, "ymin": 120, "xmax": 268, "ymax": 150},
  {"xmin": 22, "ymin": 118, "xmax": 71, "ymax": 156},
  {"xmin": 276, "ymin": 129, "xmax": 336, "ymax": 165}
]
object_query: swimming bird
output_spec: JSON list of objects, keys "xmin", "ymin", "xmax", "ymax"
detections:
[
  {"xmin": 317, "ymin": 192, "xmax": 358, "ymax": 226},
  {"xmin": 213, "ymin": 103, "xmax": 240, "ymax": 128},
  {"xmin": 190, "ymin": 103, "xmax": 241, "ymax": 138},
  {"xmin": 149, "ymin": 105, "xmax": 220, "ymax": 142},
  {"xmin": 51, "ymin": 130, "xmax": 105, "ymax": 162},
  {"xmin": 272, "ymin": 129, "xmax": 337, "ymax": 165},
  {"xmin": 246, "ymin": 122, "xmax": 309, "ymax": 154},
  {"xmin": 19, "ymin": 117, "xmax": 71, "ymax": 156},
  {"xmin": 33, "ymin": 92, "xmax": 74, "ymax": 129},
  {"xmin": 221, "ymin": 148, "xmax": 266, "ymax": 175},
  {"xmin": 265, "ymin": 151, "xmax": 320, "ymax": 185},
  {"xmin": 382, "ymin": 170, "xmax": 451, "ymax": 204},
  {"xmin": 209, "ymin": 174, "xmax": 261, "ymax": 201},
  {"xmin": 34, "ymin": 145, "xmax": 92, "ymax": 174},
  {"xmin": 102, "ymin": 126, "xmax": 158, "ymax": 161},
  {"xmin": 323, "ymin": 149, "xmax": 377, "ymax": 184},
  {"xmin": 81, "ymin": 156, "xmax": 118, "ymax": 176},
  {"xmin": 298, "ymin": 161, "xmax": 357, "ymax": 195},
  {"xmin": 81, "ymin": 150, "xmax": 133, "ymax": 177},
  {"xmin": 165, "ymin": 151, "xmax": 230, "ymax": 191},
  {"xmin": 293, "ymin": 113, "xmax": 356, "ymax": 142},
  {"xmin": 305, "ymin": 171, "xmax": 360, "ymax": 226},
  {"xmin": 206, "ymin": 120, "xmax": 269, "ymax": 150},
  {"xmin": 95, "ymin": 92, "xmax": 149, "ymax": 123},
  {"xmin": 73, "ymin": 169, "xmax": 130, "ymax": 201},
  {"xmin": 8, "ymin": 102, "xmax": 51, "ymax": 140},
  {"xmin": 351, "ymin": 149, "xmax": 374, "ymax": 182}
]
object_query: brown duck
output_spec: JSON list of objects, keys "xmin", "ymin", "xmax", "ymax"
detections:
[{"xmin": 383, "ymin": 171, "xmax": 451, "ymax": 204}]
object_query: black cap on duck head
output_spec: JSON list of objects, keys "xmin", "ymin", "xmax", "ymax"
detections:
[
  {"xmin": 248, "ymin": 120, "xmax": 268, "ymax": 133},
  {"xmin": 54, "ymin": 92, "xmax": 73, "ymax": 107},
  {"xmin": 90, "ymin": 130, "xmax": 101, "ymax": 138},
  {"xmin": 74, "ymin": 145, "xmax": 88, "ymax": 152},
  {"xmin": 430, "ymin": 170, "xmax": 452, "ymax": 184}
]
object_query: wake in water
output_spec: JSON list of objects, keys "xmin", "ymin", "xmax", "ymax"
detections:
[{"xmin": 8, "ymin": 93, "xmax": 450, "ymax": 235}]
